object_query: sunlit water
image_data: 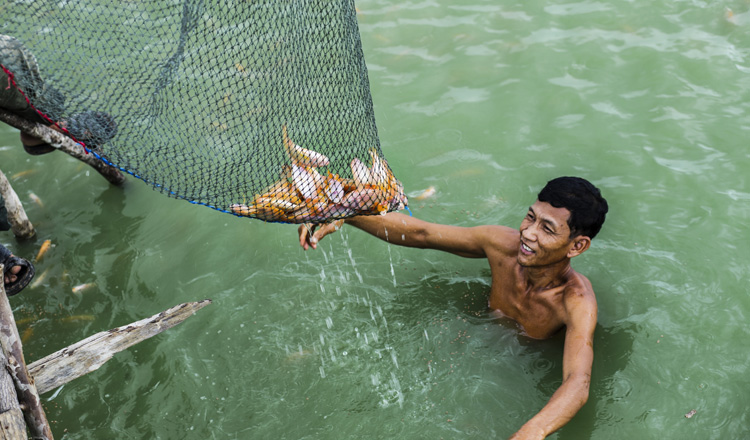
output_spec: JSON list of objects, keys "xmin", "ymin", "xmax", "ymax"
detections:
[{"xmin": 1, "ymin": 0, "xmax": 749, "ymax": 439}]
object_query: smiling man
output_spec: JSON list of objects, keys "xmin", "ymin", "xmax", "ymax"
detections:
[{"xmin": 298, "ymin": 176, "xmax": 608, "ymax": 439}]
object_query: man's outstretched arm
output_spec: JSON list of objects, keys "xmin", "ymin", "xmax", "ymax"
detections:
[
  {"xmin": 299, "ymin": 212, "xmax": 516, "ymax": 258},
  {"xmin": 510, "ymin": 287, "xmax": 597, "ymax": 439}
]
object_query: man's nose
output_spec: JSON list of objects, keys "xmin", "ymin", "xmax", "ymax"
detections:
[{"xmin": 521, "ymin": 223, "xmax": 537, "ymax": 241}]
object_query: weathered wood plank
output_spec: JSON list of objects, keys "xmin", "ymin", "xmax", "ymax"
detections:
[
  {"xmin": 0, "ymin": 109, "xmax": 125, "ymax": 186},
  {"xmin": 0, "ymin": 348, "xmax": 27, "ymax": 440},
  {"xmin": 0, "ymin": 409, "xmax": 26, "ymax": 440},
  {"xmin": 0, "ymin": 270, "xmax": 52, "ymax": 440},
  {"xmin": 0, "ymin": 171, "xmax": 34, "ymax": 240},
  {"xmin": 29, "ymin": 300, "xmax": 212, "ymax": 395}
]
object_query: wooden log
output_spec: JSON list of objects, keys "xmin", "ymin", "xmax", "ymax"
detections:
[
  {"xmin": 0, "ymin": 348, "xmax": 27, "ymax": 440},
  {"xmin": 28, "ymin": 300, "xmax": 212, "ymax": 395},
  {"xmin": 0, "ymin": 268, "xmax": 52, "ymax": 440},
  {"xmin": 0, "ymin": 171, "xmax": 35, "ymax": 240},
  {"xmin": 0, "ymin": 109, "xmax": 125, "ymax": 186}
]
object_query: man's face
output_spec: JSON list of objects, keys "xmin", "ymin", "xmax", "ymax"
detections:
[{"xmin": 517, "ymin": 200, "xmax": 575, "ymax": 267}]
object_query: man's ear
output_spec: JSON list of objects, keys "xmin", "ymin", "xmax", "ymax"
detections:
[{"xmin": 567, "ymin": 236, "xmax": 591, "ymax": 258}]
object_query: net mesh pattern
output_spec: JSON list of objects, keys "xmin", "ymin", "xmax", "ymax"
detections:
[{"xmin": 0, "ymin": 0, "xmax": 407, "ymax": 223}]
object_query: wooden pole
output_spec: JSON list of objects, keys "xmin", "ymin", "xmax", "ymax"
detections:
[
  {"xmin": 0, "ymin": 348, "xmax": 27, "ymax": 439},
  {"xmin": 0, "ymin": 110, "xmax": 125, "ymax": 186},
  {"xmin": 0, "ymin": 170, "xmax": 35, "ymax": 240},
  {"xmin": 28, "ymin": 300, "xmax": 212, "ymax": 395},
  {"xmin": 0, "ymin": 266, "xmax": 52, "ymax": 440}
]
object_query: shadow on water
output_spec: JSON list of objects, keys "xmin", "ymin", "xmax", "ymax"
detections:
[
  {"xmin": 70, "ymin": 185, "xmax": 156, "ymax": 322},
  {"xmin": 40, "ymin": 185, "xmax": 180, "ymax": 437}
]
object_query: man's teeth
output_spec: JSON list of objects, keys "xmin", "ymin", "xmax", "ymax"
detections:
[{"xmin": 522, "ymin": 243, "xmax": 532, "ymax": 252}]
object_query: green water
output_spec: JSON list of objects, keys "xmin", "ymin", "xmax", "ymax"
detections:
[{"xmin": 1, "ymin": 0, "xmax": 749, "ymax": 438}]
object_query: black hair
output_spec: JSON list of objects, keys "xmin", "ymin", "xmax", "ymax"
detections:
[{"xmin": 537, "ymin": 176, "xmax": 608, "ymax": 239}]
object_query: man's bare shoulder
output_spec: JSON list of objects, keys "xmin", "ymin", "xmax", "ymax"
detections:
[
  {"xmin": 561, "ymin": 271, "xmax": 598, "ymax": 326},
  {"xmin": 470, "ymin": 224, "xmax": 520, "ymax": 257}
]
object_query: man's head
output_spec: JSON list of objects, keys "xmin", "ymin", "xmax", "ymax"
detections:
[
  {"xmin": 517, "ymin": 177, "xmax": 607, "ymax": 267},
  {"xmin": 537, "ymin": 176, "xmax": 608, "ymax": 240}
]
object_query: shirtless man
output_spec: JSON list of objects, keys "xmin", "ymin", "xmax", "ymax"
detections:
[{"xmin": 298, "ymin": 176, "xmax": 608, "ymax": 439}]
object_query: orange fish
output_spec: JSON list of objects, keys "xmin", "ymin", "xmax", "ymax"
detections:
[{"xmin": 35, "ymin": 239, "xmax": 52, "ymax": 262}]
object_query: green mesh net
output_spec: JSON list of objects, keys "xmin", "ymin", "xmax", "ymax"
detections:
[{"xmin": 0, "ymin": 0, "xmax": 408, "ymax": 224}]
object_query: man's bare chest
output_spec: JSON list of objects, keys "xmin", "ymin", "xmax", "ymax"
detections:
[{"xmin": 486, "ymin": 264, "xmax": 566, "ymax": 339}]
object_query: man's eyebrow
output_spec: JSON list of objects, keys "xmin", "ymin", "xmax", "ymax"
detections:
[
  {"xmin": 530, "ymin": 206, "xmax": 560, "ymax": 230},
  {"xmin": 541, "ymin": 217, "xmax": 559, "ymax": 230}
]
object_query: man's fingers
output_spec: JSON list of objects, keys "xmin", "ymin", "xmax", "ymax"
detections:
[
  {"xmin": 298, "ymin": 224, "xmax": 309, "ymax": 249},
  {"xmin": 298, "ymin": 223, "xmax": 317, "ymax": 250},
  {"xmin": 298, "ymin": 220, "xmax": 344, "ymax": 250}
]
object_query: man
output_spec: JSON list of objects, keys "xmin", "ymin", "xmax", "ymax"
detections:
[{"xmin": 298, "ymin": 176, "xmax": 608, "ymax": 439}]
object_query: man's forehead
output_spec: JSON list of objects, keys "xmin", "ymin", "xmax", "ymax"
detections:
[{"xmin": 529, "ymin": 200, "xmax": 571, "ymax": 228}]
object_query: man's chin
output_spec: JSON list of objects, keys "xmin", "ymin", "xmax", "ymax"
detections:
[{"xmin": 517, "ymin": 253, "xmax": 534, "ymax": 267}]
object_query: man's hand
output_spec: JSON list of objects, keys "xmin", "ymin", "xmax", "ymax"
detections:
[{"xmin": 298, "ymin": 219, "xmax": 345, "ymax": 250}]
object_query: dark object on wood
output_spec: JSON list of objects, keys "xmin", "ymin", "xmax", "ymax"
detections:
[{"xmin": 0, "ymin": 109, "xmax": 125, "ymax": 186}]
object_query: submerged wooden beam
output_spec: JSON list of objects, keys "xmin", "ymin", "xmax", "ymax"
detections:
[
  {"xmin": 0, "ymin": 109, "xmax": 125, "ymax": 186},
  {"xmin": 0, "ymin": 170, "xmax": 35, "ymax": 240},
  {"xmin": 0, "ymin": 270, "xmax": 52, "ymax": 440},
  {"xmin": 28, "ymin": 300, "xmax": 212, "ymax": 395}
]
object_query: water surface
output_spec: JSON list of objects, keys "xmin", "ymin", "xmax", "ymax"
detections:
[{"xmin": 1, "ymin": 0, "xmax": 749, "ymax": 438}]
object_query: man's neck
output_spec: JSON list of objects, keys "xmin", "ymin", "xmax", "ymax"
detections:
[{"xmin": 521, "ymin": 258, "xmax": 573, "ymax": 293}]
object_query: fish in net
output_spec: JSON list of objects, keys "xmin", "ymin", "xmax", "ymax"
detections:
[{"xmin": 0, "ymin": 0, "xmax": 408, "ymax": 224}]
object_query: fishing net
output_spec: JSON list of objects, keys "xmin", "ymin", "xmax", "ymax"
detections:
[{"xmin": 0, "ymin": 0, "xmax": 408, "ymax": 224}]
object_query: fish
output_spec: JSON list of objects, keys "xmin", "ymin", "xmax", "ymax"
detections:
[
  {"xmin": 11, "ymin": 169, "xmax": 36, "ymax": 179},
  {"xmin": 255, "ymin": 197, "xmax": 301, "ymax": 211},
  {"xmin": 21, "ymin": 326, "xmax": 33, "ymax": 344},
  {"xmin": 323, "ymin": 173, "xmax": 345, "ymax": 204},
  {"xmin": 230, "ymin": 203, "xmax": 285, "ymax": 221},
  {"xmin": 14, "ymin": 316, "xmax": 38, "ymax": 326},
  {"xmin": 282, "ymin": 125, "xmax": 330, "ymax": 167},
  {"xmin": 346, "ymin": 151, "xmax": 410, "ymax": 215},
  {"xmin": 35, "ymin": 239, "xmax": 52, "ymax": 262},
  {"xmin": 369, "ymin": 149, "xmax": 388, "ymax": 185},
  {"xmin": 340, "ymin": 188, "xmax": 379, "ymax": 211},
  {"xmin": 72, "ymin": 283, "xmax": 96, "ymax": 293},
  {"xmin": 29, "ymin": 192, "xmax": 43, "ymax": 208},
  {"xmin": 261, "ymin": 179, "xmax": 303, "ymax": 205},
  {"xmin": 30, "ymin": 267, "xmax": 50, "ymax": 289},
  {"xmin": 351, "ymin": 158, "xmax": 374, "ymax": 186},
  {"xmin": 232, "ymin": 131, "xmax": 407, "ymax": 223},
  {"xmin": 230, "ymin": 203, "xmax": 256, "ymax": 216},
  {"xmin": 292, "ymin": 165, "xmax": 324, "ymax": 201},
  {"xmin": 414, "ymin": 186, "xmax": 436, "ymax": 200},
  {"xmin": 59, "ymin": 315, "xmax": 96, "ymax": 323}
]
